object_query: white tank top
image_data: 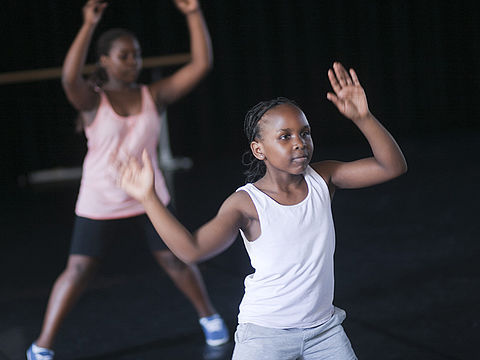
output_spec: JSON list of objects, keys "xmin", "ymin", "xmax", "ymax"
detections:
[{"xmin": 236, "ymin": 166, "xmax": 335, "ymax": 328}]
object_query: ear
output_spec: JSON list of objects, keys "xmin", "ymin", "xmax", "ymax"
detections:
[
  {"xmin": 99, "ymin": 54, "xmax": 109, "ymax": 68},
  {"xmin": 250, "ymin": 141, "xmax": 265, "ymax": 161}
]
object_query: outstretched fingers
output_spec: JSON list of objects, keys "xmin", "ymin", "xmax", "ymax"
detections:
[
  {"xmin": 328, "ymin": 62, "xmax": 355, "ymax": 94},
  {"xmin": 328, "ymin": 68, "xmax": 342, "ymax": 95},
  {"xmin": 113, "ymin": 154, "xmax": 140, "ymax": 187},
  {"xmin": 349, "ymin": 68, "xmax": 361, "ymax": 85},
  {"xmin": 334, "ymin": 62, "xmax": 352, "ymax": 86},
  {"xmin": 141, "ymin": 149, "xmax": 152, "ymax": 172},
  {"xmin": 326, "ymin": 91, "xmax": 343, "ymax": 110},
  {"xmin": 118, "ymin": 158, "xmax": 135, "ymax": 187},
  {"xmin": 327, "ymin": 64, "xmax": 346, "ymax": 108}
]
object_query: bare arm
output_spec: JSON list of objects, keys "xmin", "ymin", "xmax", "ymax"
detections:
[
  {"xmin": 61, "ymin": 0, "xmax": 106, "ymax": 111},
  {"xmin": 313, "ymin": 62, "xmax": 407, "ymax": 190},
  {"xmin": 149, "ymin": 0, "xmax": 213, "ymax": 106},
  {"xmin": 118, "ymin": 150, "xmax": 244, "ymax": 264},
  {"xmin": 143, "ymin": 193, "xmax": 244, "ymax": 263}
]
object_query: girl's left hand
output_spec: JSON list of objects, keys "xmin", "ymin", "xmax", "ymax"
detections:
[
  {"xmin": 174, "ymin": 0, "xmax": 200, "ymax": 15},
  {"xmin": 327, "ymin": 62, "xmax": 370, "ymax": 122}
]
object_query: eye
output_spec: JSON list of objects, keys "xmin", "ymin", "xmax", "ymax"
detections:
[
  {"xmin": 279, "ymin": 134, "xmax": 290, "ymax": 140},
  {"xmin": 301, "ymin": 130, "xmax": 311, "ymax": 138}
]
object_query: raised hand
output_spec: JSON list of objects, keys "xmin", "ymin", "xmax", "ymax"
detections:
[
  {"xmin": 327, "ymin": 62, "xmax": 370, "ymax": 123},
  {"xmin": 173, "ymin": 0, "xmax": 200, "ymax": 15},
  {"xmin": 117, "ymin": 150, "xmax": 155, "ymax": 203},
  {"xmin": 82, "ymin": 0, "xmax": 108, "ymax": 25}
]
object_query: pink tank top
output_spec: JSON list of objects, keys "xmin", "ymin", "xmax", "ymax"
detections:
[{"xmin": 75, "ymin": 85, "xmax": 170, "ymax": 219}]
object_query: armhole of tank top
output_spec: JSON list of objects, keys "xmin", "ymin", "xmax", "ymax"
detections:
[
  {"xmin": 236, "ymin": 186, "xmax": 263, "ymax": 243},
  {"xmin": 140, "ymin": 85, "xmax": 148, "ymax": 113},
  {"xmin": 82, "ymin": 91, "xmax": 105, "ymax": 130},
  {"xmin": 307, "ymin": 166, "xmax": 332, "ymax": 205},
  {"xmin": 143, "ymin": 85, "xmax": 161, "ymax": 112}
]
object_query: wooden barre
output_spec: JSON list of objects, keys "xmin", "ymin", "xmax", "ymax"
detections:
[{"xmin": 0, "ymin": 53, "xmax": 191, "ymax": 85}]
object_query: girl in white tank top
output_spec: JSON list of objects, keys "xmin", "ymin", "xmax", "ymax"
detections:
[{"xmin": 118, "ymin": 62, "xmax": 407, "ymax": 359}]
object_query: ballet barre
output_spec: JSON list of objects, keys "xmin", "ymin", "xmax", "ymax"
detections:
[{"xmin": 0, "ymin": 53, "xmax": 190, "ymax": 85}]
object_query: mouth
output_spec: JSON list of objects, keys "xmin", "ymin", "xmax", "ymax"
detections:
[
  {"xmin": 124, "ymin": 66, "xmax": 140, "ymax": 74},
  {"xmin": 291, "ymin": 154, "xmax": 309, "ymax": 163}
]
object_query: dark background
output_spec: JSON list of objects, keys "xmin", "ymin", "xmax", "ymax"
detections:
[
  {"xmin": 1, "ymin": 1, "xmax": 479, "ymax": 359},
  {"xmin": 1, "ymin": 0, "xmax": 479, "ymax": 184}
]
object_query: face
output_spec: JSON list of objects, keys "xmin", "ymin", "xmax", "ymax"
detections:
[
  {"xmin": 101, "ymin": 36, "xmax": 142, "ymax": 84},
  {"xmin": 251, "ymin": 103, "xmax": 314, "ymax": 176}
]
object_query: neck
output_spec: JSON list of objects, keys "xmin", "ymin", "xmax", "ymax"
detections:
[
  {"xmin": 103, "ymin": 80, "xmax": 137, "ymax": 91},
  {"xmin": 256, "ymin": 170, "xmax": 305, "ymax": 193}
]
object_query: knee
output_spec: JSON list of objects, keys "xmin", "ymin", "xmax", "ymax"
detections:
[
  {"xmin": 155, "ymin": 250, "xmax": 189, "ymax": 272},
  {"xmin": 63, "ymin": 257, "xmax": 97, "ymax": 283}
]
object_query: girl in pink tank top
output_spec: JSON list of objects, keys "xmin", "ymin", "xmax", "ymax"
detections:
[{"xmin": 27, "ymin": 2, "xmax": 229, "ymax": 359}]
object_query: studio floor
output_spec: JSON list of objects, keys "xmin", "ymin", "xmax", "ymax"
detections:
[{"xmin": 1, "ymin": 129, "xmax": 479, "ymax": 360}]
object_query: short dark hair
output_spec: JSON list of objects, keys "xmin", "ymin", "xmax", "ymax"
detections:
[
  {"xmin": 76, "ymin": 29, "xmax": 138, "ymax": 132},
  {"xmin": 89, "ymin": 28, "xmax": 138, "ymax": 88}
]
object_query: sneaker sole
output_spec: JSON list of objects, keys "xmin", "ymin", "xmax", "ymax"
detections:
[{"xmin": 206, "ymin": 337, "xmax": 229, "ymax": 346}]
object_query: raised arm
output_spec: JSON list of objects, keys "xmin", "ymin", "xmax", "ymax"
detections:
[
  {"xmin": 313, "ymin": 62, "xmax": 407, "ymax": 190},
  {"xmin": 118, "ymin": 151, "xmax": 244, "ymax": 264},
  {"xmin": 149, "ymin": 0, "xmax": 213, "ymax": 106},
  {"xmin": 61, "ymin": 0, "xmax": 106, "ymax": 111}
]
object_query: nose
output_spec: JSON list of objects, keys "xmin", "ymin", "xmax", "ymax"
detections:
[
  {"xmin": 293, "ymin": 135, "xmax": 306, "ymax": 150},
  {"xmin": 127, "ymin": 54, "xmax": 140, "ymax": 67}
]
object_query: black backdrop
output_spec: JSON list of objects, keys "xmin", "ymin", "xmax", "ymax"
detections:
[{"xmin": 1, "ymin": 0, "xmax": 479, "ymax": 187}]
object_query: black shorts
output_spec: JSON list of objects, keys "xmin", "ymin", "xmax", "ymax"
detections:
[{"xmin": 70, "ymin": 205, "xmax": 175, "ymax": 257}]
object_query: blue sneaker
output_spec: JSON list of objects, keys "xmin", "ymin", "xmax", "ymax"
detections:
[
  {"xmin": 199, "ymin": 314, "xmax": 229, "ymax": 346},
  {"xmin": 26, "ymin": 343, "xmax": 54, "ymax": 360}
]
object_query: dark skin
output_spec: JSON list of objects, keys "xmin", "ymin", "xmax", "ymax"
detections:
[
  {"xmin": 35, "ymin": 0, "xmax": 214, "ymax": 350},
  {"xmin": 118, "ymin": 62, "xmax": 408, "ymax": 262},
  {"xmin": 62, "ymin": 0, "xmax": 213, "ymax": 121}
]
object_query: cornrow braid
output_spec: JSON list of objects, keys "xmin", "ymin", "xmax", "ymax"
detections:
[{"xmin": 242, "ymin": 97, "xmax": 299, "ymax": 183}]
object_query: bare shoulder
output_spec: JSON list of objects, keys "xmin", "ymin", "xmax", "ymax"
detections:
[
  {"xmin": 310, "ymin": 161, "xmax": 344, "ymax": 197},
  {"xmin": 216, "ymin": 190, "xmax": 257, "ymax": 231},
  {"xmin": 147, "ymin": 83, "xmax": 162, "ymax": 106},
  {"xmin": 311, "ymin": 160, "xmax": 342, "ymax": 183},
  {"xmin": 220, "ymin": 190, "xmax": 256, "ymax": 218},
  {"xmin": 147, "ymin": 78, "xmax": 174, "ymax": 108},
  {"xmin": 63, "ymin": 81, "xmax": 100, "ymax": 112}
]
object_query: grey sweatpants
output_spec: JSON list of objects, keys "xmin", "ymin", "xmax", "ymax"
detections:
[{"xmin": 232, "ymin": 307, "xmax": 357, "ymax": 360}]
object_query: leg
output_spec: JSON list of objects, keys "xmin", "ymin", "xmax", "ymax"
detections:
[
  {"xmin": 232, "ymin": 323, "xmax": 302, "ymax": 360},
  {"xmin": 144, "ymin": 214, "xmax": 228, "ymax": 345},
  {"xmin": 35, "ymin": 255, "xmax": 99, "ymax": 349},
  {"xmin": 152, "ymin": 249, "xmax": 215, "ymax": 317},
  {"xmin": 302, "ymin": 307, "xmax": 357, "ymax": 360}
]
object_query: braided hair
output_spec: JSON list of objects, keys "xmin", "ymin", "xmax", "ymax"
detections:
[{"xmin": 242, "ymin": 97, "xmax": 299, "ymax": 183}]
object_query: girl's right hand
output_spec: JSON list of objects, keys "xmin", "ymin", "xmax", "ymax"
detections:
[
  {"xmin": 83, "ymin": 0, "xmax": 108, "ymax": 25},
  {"xmin": 174, "ymin": 0, "xmax": 200, "ymax": 15},
  {"xmin": 117, "ymin": 150, "xmax": 156, "ymax": 203},
  {"xmin": 327, "ymin": 62, "xmax": 370, "ymax": 123}
]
